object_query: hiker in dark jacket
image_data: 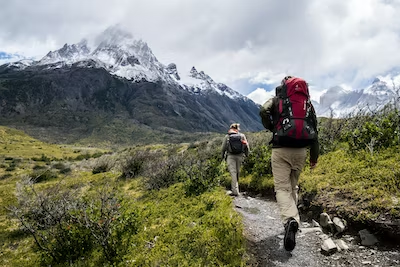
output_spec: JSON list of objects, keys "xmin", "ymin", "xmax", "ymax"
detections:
[
  {"xmin": 260, "ymin": 76, "xmax": 319, "ymax": 251},
  {"xmin": 221, "ymin": 123, "xmax": 250, "ymax": 196}
]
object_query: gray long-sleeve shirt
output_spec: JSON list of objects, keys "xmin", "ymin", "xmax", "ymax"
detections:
[{"xmin": 221, "ymin": 129, "xmax": 250, "ymax": 159}]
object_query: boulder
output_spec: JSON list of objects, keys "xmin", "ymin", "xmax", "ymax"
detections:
[
  {"xmin": 321, "ymin": 238, "xmax": 338, "ymax": 255},
  {"xmin": 359, "ymin": 229, "xmax": 378, "ymax": 246}
]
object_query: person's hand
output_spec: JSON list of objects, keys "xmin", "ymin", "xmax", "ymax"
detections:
[{"xmin": 310, "ymin": 161, "xmax": 317, "ymax": 169}]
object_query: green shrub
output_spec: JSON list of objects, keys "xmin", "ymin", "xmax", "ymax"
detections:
[
  {"xmin": 32, "ymin": 154, "xmax": 51, "ymax": 162},
  {"xmin": 242, "ymin": 144, "xmax": 272, "ymax": 178},
  {"xmin": 341, "ymin": 108, "xmax": 400, "ymax": 154},
  {"xmin": 33, "ymin": 164, "xmax": 46, "ymax": 170},
  {"xmin": 29, "ymin": 169, "xmax": 58, "ymax": 183},
  {"xmin": 92, "ymin": 156, "xmax": 114, "ymax": 174},
  {"xmin": 9, "ymin": 179, "xmax": 140, "ymax": 265},
  {"xmin": 183, "ymin": 156, "xmax": 222, "ymax": 196},
  {"xmin": 59, "ymin": 167, "xmax": 71, "ymax": 174},
  {"xmin": 5, "ymin": 166, "xmax": 16, "ymax": 172},
  {"xmin": 52, "ymin": 162, "xmax": 66, "ymax": 170},
  {"xmin": 120, "ymin": 150, "xmax": 157, "ymax": 179},
  {"xmin": 0, "ymin": 173, "xmax": 12, "ymax": 180},
  {"xmin": 144, "ymin": 153, "xmax": 185, "ymax": 190}
]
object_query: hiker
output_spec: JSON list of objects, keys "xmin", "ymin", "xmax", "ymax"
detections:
[
  {"xmin": 221, "ymin": 123, "xmax": 250, "ymax": 196},
  {"xmin": 260, "ymin": 76, "xmax": 319, "ymax": 251}
]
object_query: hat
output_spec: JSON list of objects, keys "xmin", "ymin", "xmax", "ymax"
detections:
[
  {"xmin": 230, "ymin": 123, "xmax": 240, "ymax": 130},
  {"xmin": 281, "ymin": 75, "xmax": 293, "ymax": 85}
]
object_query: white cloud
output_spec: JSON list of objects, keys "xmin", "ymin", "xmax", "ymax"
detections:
[
  {"xmin": 247, "ymin": 88, "xmax": 274, "ymax": 105},
  {"xmin": 1, "ymin": 0, "xmax": 400, "ymax": 96}
]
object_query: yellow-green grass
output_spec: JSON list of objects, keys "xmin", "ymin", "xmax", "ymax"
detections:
[
  {"xmin": 0, "ymin": 126, "xmax": 247, "ymax": 266},
  {"xmin": 123, "ymin": 184, "xmax": 247, "ymax": 267},
  {"xmin": 300, "ymin": 145, "xmax": 400, "ymax": 222},
  {"xmin": 0, "ymin": 126, "xmax": 107, "ymax": 160}
]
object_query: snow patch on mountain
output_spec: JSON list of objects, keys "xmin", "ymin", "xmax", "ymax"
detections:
[
  {"xmin": 316, "ymin": 73, "xmax": 400, "ymax": 118},
  {"xmin": 174, "ymin": 66, "xmax": 243, "ymax": 99},
  {"xmin": 3, "ymin": 25, "xmax": 247, "ymax": 101}
]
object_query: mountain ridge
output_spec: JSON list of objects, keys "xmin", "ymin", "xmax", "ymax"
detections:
[
  {"xmin": 316, "ymin": 74, "xmax": 400, "ymax": 117},
  {"xmin": 0, "ymin": 26, "xmax": 263, "ymax": 145}
]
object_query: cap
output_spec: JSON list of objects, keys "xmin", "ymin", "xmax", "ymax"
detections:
[
  {"xmin": 230, "ymin": 123, "xmax": 240, "ymax": 130},
  {"xmin": 281, "ymin": 75, "xmax": 293, "ymax": 85}
]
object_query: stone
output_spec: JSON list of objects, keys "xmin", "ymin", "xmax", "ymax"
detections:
[
  {"xmin": 301, "ymin": 227, "xmax": 322, "ymax": 234},
  {"xmin": 333, "ymin": 217, "xmax": 346, "ymax": 233},
  {"xmin": 312, "ymin": 219, "xmax": 321, "ymax": 228},
  {"xmin": 335, "ymin": 239, "xmax": 350, "ymax": 250},
  {"xmin": 359, "ymin": 229, "xmax": 378, "ymax": 246},
  {"xmin": 319, "ymin": 233, "xmax": 330, "ymax": 240},
  {"xmin": 321, "ymin": 238, "xmax": 338, "ymax": 255},
  {"xmin": 320, "ymin": 213, "xmax": 332, "ymax": 227}
]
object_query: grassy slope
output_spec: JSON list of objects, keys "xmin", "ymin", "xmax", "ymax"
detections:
[
  {"xmin": 300, "ymin": 145, "xmax": 400, "ymax": 223},
  {"xmin": 0, "ymin": 126, "xmax": 247, "ymax": 266},
  {"xmin": 0, "ymin": 126, "xmax": 108, "ymax": 266},
  {"xmin": 237, "ymin": 139, "xmax": 400, "ymax": 227}
]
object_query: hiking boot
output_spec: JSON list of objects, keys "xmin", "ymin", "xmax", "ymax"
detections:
[{"xmin": 284, "ymin": 218, "xmax": 298, "ymax": 251}]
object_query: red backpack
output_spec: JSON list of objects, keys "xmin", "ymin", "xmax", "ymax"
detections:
[{"xmin": 273, "ymin": 77, "xmax": 317, "ymax": 147}]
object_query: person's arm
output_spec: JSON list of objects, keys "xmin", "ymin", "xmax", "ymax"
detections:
[
  {"xmin": 260, "ymin": 97, "xmax": 275, "ymax": 131},
  {"xmin": 221, "ymin": 135, "xmax": 228, "ymax": 160},
  {"xmin": 242, "ymin": 134, "xmax": 250, "ymax": 157},
  {"xmin": 310, "ymin": 137, "xmax": 319, "ymax": 168},
  {"xmin": 309, "ymin": 103, "xmax": 319, "ymax": 168}
]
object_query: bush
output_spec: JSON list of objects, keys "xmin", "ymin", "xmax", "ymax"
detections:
[
  {"xmin": 32, "ymin": 154, "xmax": 51, "ymax": 162},
  {"xmin": 183, "ymin": 155, "xmax": 222, "ymax": 196},
  {"xmin": 242, "ymin": 144, "xmax": 272, "ymax": 178},
  {"xmin": 8, "ymin": 178, "xmax": 140, "ymax": 265},
  {"xmin": 52, "ymin": 162, "xmax": 66, "ymax": 170},
  {"xmin": 29, "ymin": 169, "xmax": 58, "ymax": 183},
  {"xmin": 342, "ymin": 109, "xmax": 400, "ymax": 154},
  {"xmin": 59, "ymin": 167, "xmax": 71, "ymax": 174},
  {"xmin": 0, "ymin": 173, "xmax": 12, "ymax": 180},
  {"xmin": 92, "ymin": 155, "xmax": 114, "ymax": 174},
  {"xmin": 120, "ymin": 150, "xmax": 156, "ymax": 179},
  {"xmin": 144, "ymin": 153, "xmax": 186, "ymax": 190}
]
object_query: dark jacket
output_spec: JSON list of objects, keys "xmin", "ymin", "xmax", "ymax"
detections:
[
  {"xmin": 221, "ymin": 129, "xmax": 250, "ymax": 159},
  {"xmin": 260, "ymin": 97, "xmax": 319, "ymax": 163}
]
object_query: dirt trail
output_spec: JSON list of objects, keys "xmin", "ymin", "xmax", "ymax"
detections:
[{"xmin": 233, "ymin": 194, "xmax": 400, "ymax": 267}]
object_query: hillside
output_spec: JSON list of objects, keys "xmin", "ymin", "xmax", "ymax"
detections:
[
  {"xmin": 1, "ymin": 106, "xmax": 400, "ymax": 266},
  {"xmin": 0, "ymin": 126, "xmax": 246, "ymax": 266},
  {"xmin": 0, "ymin": 26, "xmax": 263, "ymax": 146}
]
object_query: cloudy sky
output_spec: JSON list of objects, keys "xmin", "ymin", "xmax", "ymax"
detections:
[{"xmin": 1, "ymin": 0, "xmax": 400, "ymax": 104}]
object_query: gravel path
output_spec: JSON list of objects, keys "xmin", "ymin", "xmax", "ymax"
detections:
[{"xmin": 233, "ymin": 194, "xmax": 400, "ymax": 267}]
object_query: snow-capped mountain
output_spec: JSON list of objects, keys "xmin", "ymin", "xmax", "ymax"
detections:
[
  {"xmin": 316, "ymin": 73, "xmax": 400, "ymax": 118},
  {"xmin": 0, "ymin": 26, "xmax": 263, "ymax": 144},
  {"xmin": 176, "ymin": 66, "xmax": 243, "ymax": 99},
  {"xmin": 6, "ymin": 26, "xmax": 246, "ymax": 101}
]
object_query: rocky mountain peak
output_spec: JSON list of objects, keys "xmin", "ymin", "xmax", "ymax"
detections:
[
  {"xmin": 2, "ymin": 25, "xmax": 251, "ymax": 102},
  {"xmin": 190, "ymin": 66, "xmax": 199, "ymax": 76},
  {"xmin": 372, "ymin": 77, "xmax": 381, "ymax": 84},
  {"xmin": 166, "ymin": 63, "xmax": 180, "ymax": 80}
]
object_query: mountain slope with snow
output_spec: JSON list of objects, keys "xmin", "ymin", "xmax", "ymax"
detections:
[
  {"xmin": 6, "ymin": 26, "xmax": 247, "ymax": 101},
  {"xmin": 316, "ymin": 73, "xmax": 400, "ymax": 117},
  {"xmin": 0, "ymin": 26, "xmax": 263, "ymax": 144}
]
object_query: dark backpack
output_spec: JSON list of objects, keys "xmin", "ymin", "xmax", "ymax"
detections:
[
  {"xmin": 228, "ymin": 133, "xmax": 244, "ymax": 154},
  {"xmin": 273, "ymin": 77, "xmax": 317, "ymax": 147}
]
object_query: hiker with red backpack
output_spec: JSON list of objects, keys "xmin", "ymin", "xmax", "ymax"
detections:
[
  {"xmin": 260, "ymin": 76, "xmax": 319, "ymax": 252},
  {"xmin": 221, "ymin": 123, "xmax": 250, "ymax": 196}
]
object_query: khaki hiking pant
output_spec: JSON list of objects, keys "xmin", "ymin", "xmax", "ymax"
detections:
[
  {"xmin": 227, "ymin": 154, "xmax": 244, "ymax": 195},
  {"xmin": 272, "ymin": 147, "xmax": 307, "ymax": 225}
]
